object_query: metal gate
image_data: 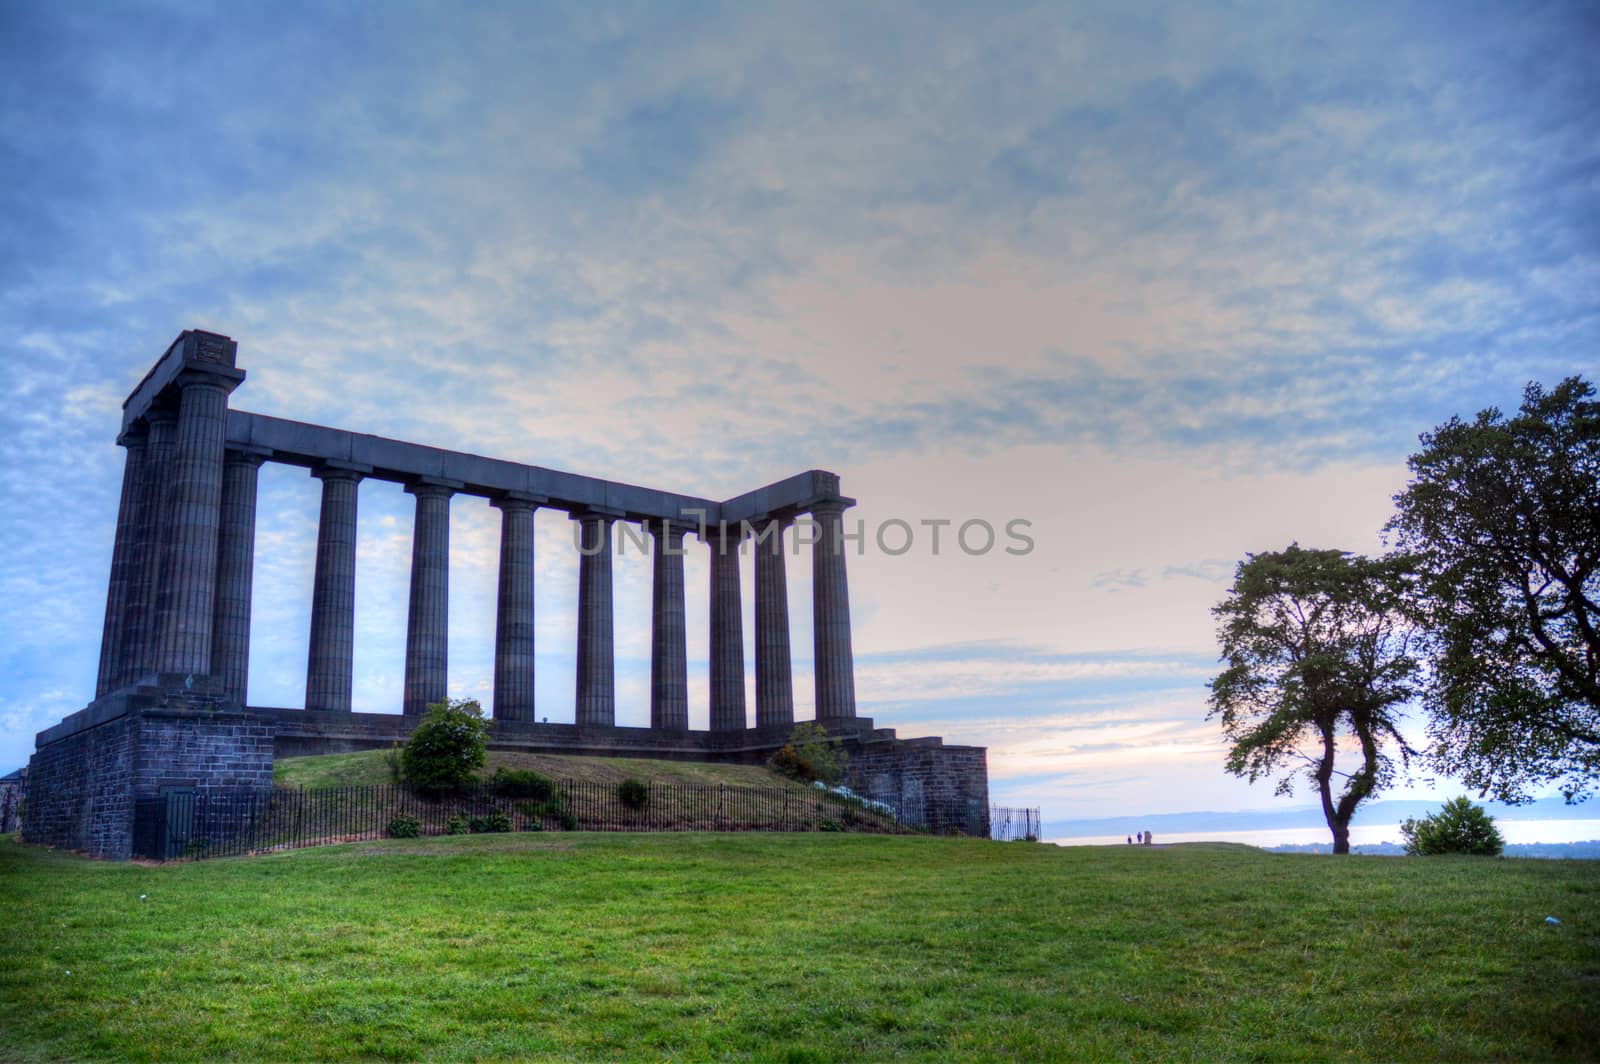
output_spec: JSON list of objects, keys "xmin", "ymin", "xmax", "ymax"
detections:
[{"xmin": 133, "ymin": 788, "xmax": 199, "ymax": 860}]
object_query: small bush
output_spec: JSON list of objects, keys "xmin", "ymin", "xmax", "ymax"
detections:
[
  {"xmin": 492, "ymin": 767, "xmax": 556, "ymax": 801},
  {"xmin": 468, "ymin": 808, "xmax": 512, "ymax": 834},
  {"xmin": 445, "ymin": 815, "xmax": 469, "ymax": 836},
  {"xmin": 819, "ymin": 819, "xmax": 844, "ymax": 832},
  {"xmin": 768, "ymin": 744, "xmax": 815, "ymax": 782},
  {"xmin": 1401, "ymin": 797, "xmax": 1505, "ymax": 856},
  {"xmin": 618, "ymin": 778, "xmax": 650, "ymax": 810},
  {"xmin": 400, "ymin": 699, "xmax": 489, "ymax": 796},
  {"xmin": 558, "ymin": 809, "xmax": 578, "ymax": 831},
  {"xmin": 386, "ymin": 814, "xmax": 421, "ymax": 839},
  {"xmin": 769, "ymin": 723, "xmax": 847, "ymax": 786}
]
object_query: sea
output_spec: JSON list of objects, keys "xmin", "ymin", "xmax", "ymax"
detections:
[{"xmin": 1047, "ymin": 819, "xmax": 1600, "ymax": 850}]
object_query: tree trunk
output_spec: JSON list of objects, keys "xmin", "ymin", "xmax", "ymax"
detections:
[
  {"xmin": 1331, "ymin": 824, "xmax": 1351, "ymax": 854},
  {"xmin": 1315, "ymin": 721, "xmax": 1353, "ymax": 854}
]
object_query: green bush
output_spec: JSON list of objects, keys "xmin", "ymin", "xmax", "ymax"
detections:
[
  {"xmin": 818, "ymin": 819, "xmax": 844, "ymax": 832},
  {"xmin": 400, "ymin": 699, "xmax": 489, "ymax": 796},
  {"xmin": 468, "ymin": 808, "xmax": 512, "ymax": 834},
  {"xmin": 386, "ymin": 814, "xmax": 421, "ymax": 839},
  {"xmin": 768, "ymin": 723, "xmax": 848, "ymax": 785},
  {"xmin": 1401, "ymin": 797, "xmax": 1506, "ymax": 856},
  {"xmin": 768, "ymin": 744, "xmax": 815, "ymax": 782},
  {"xmin": 618, "ymin": 778, "xmax": 650, "ymax": 810},
  {"xmin": 558, "ymin": 808, "xmax": 578, "ymax": 831},
  {"xmin": 445, "ymin": 815, "xmax": 469, "ymax": 836},
  {"xmin": 491, "ymin": 766, "xmax": 556, "ymax": 801}
]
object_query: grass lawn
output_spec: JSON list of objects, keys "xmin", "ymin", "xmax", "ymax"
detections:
[
  {"xmin": 274, "ymin": 748, "xmax": 811, "ymax": 791},
  {"xmin": 1, "ymin": 834, "xmax": 1595, "ymax": 1061}
]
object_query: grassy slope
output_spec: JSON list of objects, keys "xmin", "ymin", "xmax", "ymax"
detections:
[
  {"xmin": 2, "ymin": 834, "xmax": 1596, "ymax": 1061},
  {"xmin": 274, "ymin": 748, "xmax": 811, "ymax": 791}
]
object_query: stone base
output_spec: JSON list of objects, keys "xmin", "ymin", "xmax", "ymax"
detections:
[
  {"xmin": 25, "ymin": 694, "xmax": 988, "ymax": 857},
  {"xmin": 22, "ymin": 680, "xmax": 275, "ymax": 860}
]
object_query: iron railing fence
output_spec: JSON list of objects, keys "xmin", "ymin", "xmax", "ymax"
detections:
[
  {"xmin": 989, "ymin": 805, "xmax": 1043, "ymax": 841},
  {"xmin": 130, "ymin": 779, "xmax": 989, "ymax": 861}
]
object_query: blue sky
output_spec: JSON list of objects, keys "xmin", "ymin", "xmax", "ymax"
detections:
[{"xmin": 1, "ymin": 1, "xmax": 1595, "ymax": 821}]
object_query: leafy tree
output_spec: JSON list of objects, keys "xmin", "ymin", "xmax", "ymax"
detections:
[
  {"xmin": 400, "ymin": 698, "xmax": 489, "ymax": 796},
  {"xmin": 1400, "ymin": 797, "xmax": 1505, "ymax": 856},
  {"xmin": 1209, "ymin": 545, "xmax": 1420, "ymax": 854},
  {"xmin": 1388, "ymin": 377, "xmax": 1600, "ymax": 803}
]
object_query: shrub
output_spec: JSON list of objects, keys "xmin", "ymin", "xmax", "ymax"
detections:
[
  {"xmin": 769, "ymin": 723, "xmax": 848, "ymax": 786},
  {"xmin": 618, "ymin": 778, "xmax": 650, "ymax": 810},
  {"xmin": 445, "ymin": 815, "xmax": 469, "ymax": 835},
  {"xmin": 768, "ymin": 744, "xmax": 815, "ymax": 782},
  {"xmin": 468, "ymin": 807, "xmax": 512, "ymax": 834},
  {"xmin": 492, "ymin": 766, "xmax": 556, "ymax": 801},
  {"xmin": 1401, "ymin": 797, "xmax": 1505, "ymax": 856},
  {"xmin": 383, "ymin": 742, "xmax": 402, "ymax": 784},
  {"xmin": 558, "ymin": 808, "xmax": 578, "ymax": 831},
  {"xmin": 400, "ymin": 699, "xmax": 489, "ymax": 796},
  {"xmin": 818, "ymin": 818, "xmax": 844, "ymax": 832},
  {"xmin": 386, "ymin": 814, "xmax": 421, "ymax": 839}
]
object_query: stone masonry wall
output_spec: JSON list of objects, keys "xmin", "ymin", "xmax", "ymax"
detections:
[
  {"xmin": 23, "ymin": 709, "xmax": 276, "ymax": 860},
  {"xmin": 22, "ymin": 714, "xmax": 138, "ymax": 859},
  {"xmin": 134, "ymin": 710, "xmax": 275, "ymax": 799},
  {"xmin": 848, "ymin": 739, "xmax": 990, "ymax": 836}
]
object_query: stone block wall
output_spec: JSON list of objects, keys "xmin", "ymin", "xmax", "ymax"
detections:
[
  {"xmin": 22, "ymin": 714, "xmax": 137, "ymax": 859},
  {"xmin": 136, "ymin": 710, "xmax": 276, "ymax": 797},
  {"xmin": 848, "ymin": 738, "xmax": 990, "ymax": 836},
  {"xmin": 23, "ymin": 708, "xmax": 276, "ymax": 860}
]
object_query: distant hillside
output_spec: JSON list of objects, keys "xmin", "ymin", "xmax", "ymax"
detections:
[{"xmin": 274, "ymin": 747, "xmax": 810, "ymax": 791}]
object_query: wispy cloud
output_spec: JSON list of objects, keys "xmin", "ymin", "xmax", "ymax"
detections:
[{"xmin": 0, "ymin": 2, "xmax": 1593, "ymax": 818}]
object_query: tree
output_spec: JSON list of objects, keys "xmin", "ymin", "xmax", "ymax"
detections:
[
  {"xmin": 400, "ymin": 698, "xmax": 489, "ymax": 796},
  {"xmin": 1388, "ymin": 377, "xmax": 1600, "ymax": 803},
  {"xmin": 1400, "ymin": 797, "xmax": 1505, "ymax": 856},
  {"xmin": 1209, "ymin": 545, "xmax": 1420, "ymax": 854}
]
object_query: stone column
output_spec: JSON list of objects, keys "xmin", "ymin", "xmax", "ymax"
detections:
[
  {"xmin": 153, "ymin": 371, "xmax": 240, "ymax": 676},
  {"xmin": 811, "ymin": 499, "xmax": 858, "ymax": 722},
  {"xmin": 305, "ymin": 463, "xmax": 366, "ymax": 712},
  {"xmin": 403, "ymin": 480, "xmax": 456, "ymax": 716},
  {"xmin": 754, "ymin": 516, "xmax": 795, "ymax": 730},
  {"xmin": 491, "ymin": 493, "xmax": 541, "ymax": 722},
  {"xmin": 574, "ymin": 510, "xmax": 617, "ymax": 727},
  {"xmin": 95, "ymin": 426, "xmax": 148, "ymax": 698},
  {"xmin": 121, "ymin": 406, "xmax": 178, "ymax": 687},
  {"xmin": 649, "ymin": 521, "xmax": 689, "ymax": 732},
  {"xmin": 210, "ymin": 448, "xmax": 268, "ymax": 705},
  {"xmin": 709, "ymin": 523, "xmax": 747, "ymax": 733}
]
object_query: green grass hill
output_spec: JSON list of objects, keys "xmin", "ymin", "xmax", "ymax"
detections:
[
  {"xmin": 273, "ymin": 747, "xmax": 810, "ymax": 791},
  {"xmin": 1, "ymin": 833, "xmax": 1595, "ymax": 1060}
]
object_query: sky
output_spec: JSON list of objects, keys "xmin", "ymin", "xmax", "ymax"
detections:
[{"xmin": 1, "ymin": 1, "xmax": 1595, "ymax": 822}]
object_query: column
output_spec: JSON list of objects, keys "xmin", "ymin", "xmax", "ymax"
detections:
[
  {"xmin": 754, "ymin": 516, "xmax": 795, "ymax": 730},
  {"xmin": 120, "ymin": 407, "xmax": 178, "ymax": 687},
  {"xmin": 95, "ymin": 426, "xmax": 148, "ymax": 698},
  {"xmin": 210, "ymin": 448, "xmax": 268, "ymax": 705},
  {"xmin": 492, "ymin": 493, "xmax": 541, "ymax": 722},
  {"xmin": 403, "ymin": 480, "xmax": 456, "ymax": 716},
  {"xmin": 153, "ymin": 372, "xmax": 239, "ymax": 676},
  {"xmin": 709, "ymin": 523, "xmax": 747, "ymax": 733},
  {"xmin": 811, "ymin": 500, "xmax": 858, "ymax": 722},
  {"xmin": 574, "ymin": 510, "xmax": 616, "ymax": 727},
  {"xmin": 649, "ymin": 520, "xmax": 689, "ymax": 732},
  {"xmin": 305, "ymin": 463, "xmax": 365, "ymax": 712}
]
